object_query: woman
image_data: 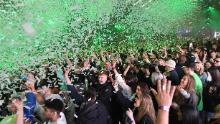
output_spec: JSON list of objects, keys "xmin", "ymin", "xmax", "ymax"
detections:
[
  {"xmin": 127, "ymin": 93, "xmax": 156, "ymax": 124},
  {"xmin": 203, "ymin": 67, "xmax": 220, "ymax": 123},
  {"xmin": 170, "ymin": 75, "xmax": 198, "ymax": 124},
  {"xmin": 173, "ymin": 75, "xmax": 198, "ymax": 107}
]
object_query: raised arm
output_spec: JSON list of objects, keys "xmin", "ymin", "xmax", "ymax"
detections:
[
  {"xmin": 64, "ymin": 68, "xmax": 84, "ymax": 105},
  {"xmin": 112, "ymin": 61, "xmax": 132, "ymax": 98},
  {"xmin": 151, "ymin": 79, "xmax": 176, "ymax": 124}
]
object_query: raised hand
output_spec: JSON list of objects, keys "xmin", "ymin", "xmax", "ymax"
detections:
[
  {"xmin": 126, "ymin": 108, "xmax": 135, "ymax": 124},
  {"xmin": 64, "ymin": 67, "xmax": 73, "ymax": 85},
  {"xmin": 151, "ymin": 79, "xmax": 176, "ymax": 107}
]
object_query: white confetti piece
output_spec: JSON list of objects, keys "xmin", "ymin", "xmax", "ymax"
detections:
[{"xmin": 22, "ymin": 22, "xmax": 36, "ymax": 36}]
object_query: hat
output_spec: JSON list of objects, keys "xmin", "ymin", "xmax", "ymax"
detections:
[{"xmin": 165, "ymin": 59, "xmax": 176, "ymax": 68}]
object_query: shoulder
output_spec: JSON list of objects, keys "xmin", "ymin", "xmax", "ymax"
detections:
[{"xmin": 139, "ymin": 114, "xmax": 154, "ymax": 124}]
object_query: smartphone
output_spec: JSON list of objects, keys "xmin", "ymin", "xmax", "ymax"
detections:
[{"xmin": 189, "ymin": 43, "xmax": 193, "ymax": 48}]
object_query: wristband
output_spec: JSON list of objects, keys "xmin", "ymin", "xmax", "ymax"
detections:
[{"xmin": 159, "ymin": 105, "xmax": 170, "ymax": 112}]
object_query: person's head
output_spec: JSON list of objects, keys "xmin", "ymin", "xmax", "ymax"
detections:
[
  {"xmin": 84, "ymin": 87, "xmax": 97, "ymax": 102},
  {"xmin": 98, "ymin": 71, "xmax": 108, "ymax": 84},
  {"xmin": 135, "ymin": 82, "xmax": 150, "ymax": 98},
  {"xmin": 195, "ymin": 47, "xmax": 201, "ymax": 54},
  {"xmin": 125, "ymin": 74, "xmax": 138, "ymax": 93},
  {"xmin": 209, "ymin": 67, "xmax": 220, "ymax": 86},
  {"xmin": 25, "ymin": 72, "xmax": 37, "ymax": 91},
  {"xmin": 141, "ymin": 64, "xmax": 150, "ymax": 76},
  {"xmin": 179, "ymin": 55, "xmax": 187, "ymax": 64},
  {"xmin": 83, "ymin": 60, "xmax": 91, "ymax": 69},
  {"xmin": 210, "ymin": 50, "xmax": 217, "ymax": 59},
  {"xmin": 204, "ymin": 61, "xmax": 212, "ymax": 70},
  {"xmin": 179, "ymin": 104, "xmax": 200, "ymax": 124},
  {"xmin": 134, "ymin": 93, "xmax": 156, "ymax": 123},
  {"xmin": 183, "ymin": 63, "xmax": 195, "ymax": 76},
  {"xmin": 212, "ymin": 43, "xmax": 218, "ymax": 51},
  {"xmin": 158, "ymin": 59, "xmax": 165, "ymax": 66},
  {"xmin": 165, "ymin": 59, "xmax": 176, "ymax": 71},
  {"xmin": 105, "ymin": 61, "xmax": 112, "ymax": 70},
  {"xmin": 214, "ymin": 57, "xmax": 220, "ymax": 67},
  {"xmin": 179, "ymin": 75, "xmax": 195, "ymax": 92},
  {"xmin": 195, "ymin": 62, "xmax": 204, "ymax": 74},
  {"xmin": 151, "ymin": 72, "xmax": 163, "ymax": 86},
  {"xmin": 8, "ymin": 97, "xmax": 22, "ymax": 113},
  {"xmin": 44, "ymin": 98, "xmax": 64, "ymax": 122}
]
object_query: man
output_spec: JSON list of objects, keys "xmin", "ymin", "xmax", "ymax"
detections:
[
  {"xmin": 96, "ymin": 71, "xmax": 113, "ymax": 113},
  {"xmin": 77, "ymin": 88, "xmax": 110, "ymax": 124},
  {"xmin": 164, "ymin": 59, "xmax": 180, "ymax": 85},
  {"xmin": 44, "ymin": 98, "xmax": 67, "ymax": 124}
]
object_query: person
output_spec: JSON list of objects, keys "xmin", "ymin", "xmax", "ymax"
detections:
[
  {"xmin": 44, "ymin": 98, "xmax": 67, "ymax": 124},
  {"xmin": 195, "ymin": 62, "xmax": 212, "ymax": 87},
  {"xmin": 126, "ymin": 93, "xmax": 156, "ymax": 124},
  {"xmin": 65, "ymin": 68, "xmax": 113, "ymax": 124},
  {"xmin": 175, "ymin": 55, "xmax": 187, "ymax": 80},
  {"xmin": 151, "ymin": 79, "xmax": 176, "ymax": 124},
  {"xmin": 96, "ymin": 71, "xmax": 114, "ymax": 116},
  {"xmin": 0, "ymin": 97, "xmax": 24, "ymax": 124},
  {"xmin": 170, "ymin": 75, "xmax": 198, "ymax": 124},
  {"xmin": 214, "ymin": 57, "xmax": 220, "ymax": 71},
  {"xmin": 209, "ymin": 50, "xmax": 217, "ymax": 64},
  {"xmin": 173, "ymin": 75, "xmax": 198, "ymax": 107},
  {"xmin": 113, "ymin": 72, "xmax": 155, "ymax": 123},
  {"xmin": 179, "ymin": 104, "xmax": 201, "ymax": 124},
  {"xmin": 183, "ymin": 63, "xmax": 203, "ymax": 112},
  {"xmin": 164, "ymin": 59, "xmax": 180, "ymax": 86},
  {"xmin": 77, "ymin": 88, "xmax": 111, "ymax": 124},
  {"xmin": 203, "ymin": 67, "xmax": 220, "ymax": 123}
]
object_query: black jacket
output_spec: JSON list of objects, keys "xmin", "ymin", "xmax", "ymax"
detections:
[
  {"xmin": 96, "ymin": 82, "xmax": 113, "ymax": 113},
  {"xmin": 77, "ymin": 101, "xmax": 111, "ymax": 124}
]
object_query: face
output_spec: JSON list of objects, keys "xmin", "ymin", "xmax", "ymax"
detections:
[
  {"xmin": 195, "ymin": 63, "xmax": 201, "ymax": 72},
  {"xmin": 180, "ymin": 76, "xmax": 188, "ymax": 89},
  {"xmin": 8, "ymin": 102, "xmax": 17, "ymax": 113},
  {"xmin": 105, "ymin": 62, "xmax": 112, "ymax": 70},
  {"xmin": 136, "ymin": 86, "xmax": 142, "ymax": 98},
  {"xmin": 44, "ymin": 107, "xmax": 55, "ymax": 121},
  {"xmin": 214, "ymin": 58, "xmax": 220, "ymax": 67},
  {"xmin": 183, "ymin": 67, "xmax": 190, "ymax": 75},
  {"xmin": 134, "ymin": 96, "xmax": 141, "ymax": 108},
  {"xmin": 150, "ymin": 54, "xmax": 156, "ymax": 60},
  {"xmin": 41, "ymin": 86, "xmax": 51, "ymax": 97},
  {"xmin": 98, "ymin": 74, "xmax": 107, "ymax": 84},
  {"xmin": 205, "ymin": 62, "xmax": 212, "ymax": 69},
  {"xmin": 195, "ymin": 48, "xmax": 201, "ymax": 54},
  {"xmin": 159, "ymin": 59, "xmax": 165, "ymax": 66},
  {"xmin": 83, "ymin": 60, "xmax": 91, "ymax": 68},
  {"xmin": 211, "ymin": 52, "xmax": 217, "ymax": 59}
]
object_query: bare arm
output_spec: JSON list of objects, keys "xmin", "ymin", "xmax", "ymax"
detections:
[
  {"xmin": 14, "ymin": 99, "xmax": 24, "ymax": 124},
  {"xmin": 152, "ymin": 79, "xmax": 176, "ymax": 124},
  {"xmin": 123, "ymin": 65, "xmax": 130, "ymax": 76}
]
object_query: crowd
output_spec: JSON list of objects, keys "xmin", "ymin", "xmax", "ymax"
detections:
[{"xmin": 0, "ymin": 40, "xmax": 220, "ymax": 124}]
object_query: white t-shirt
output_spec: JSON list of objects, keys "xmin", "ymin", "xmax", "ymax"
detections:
[{"xmin": 47, "ymin": 112, "xmax": 67, "ymax": 124}]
